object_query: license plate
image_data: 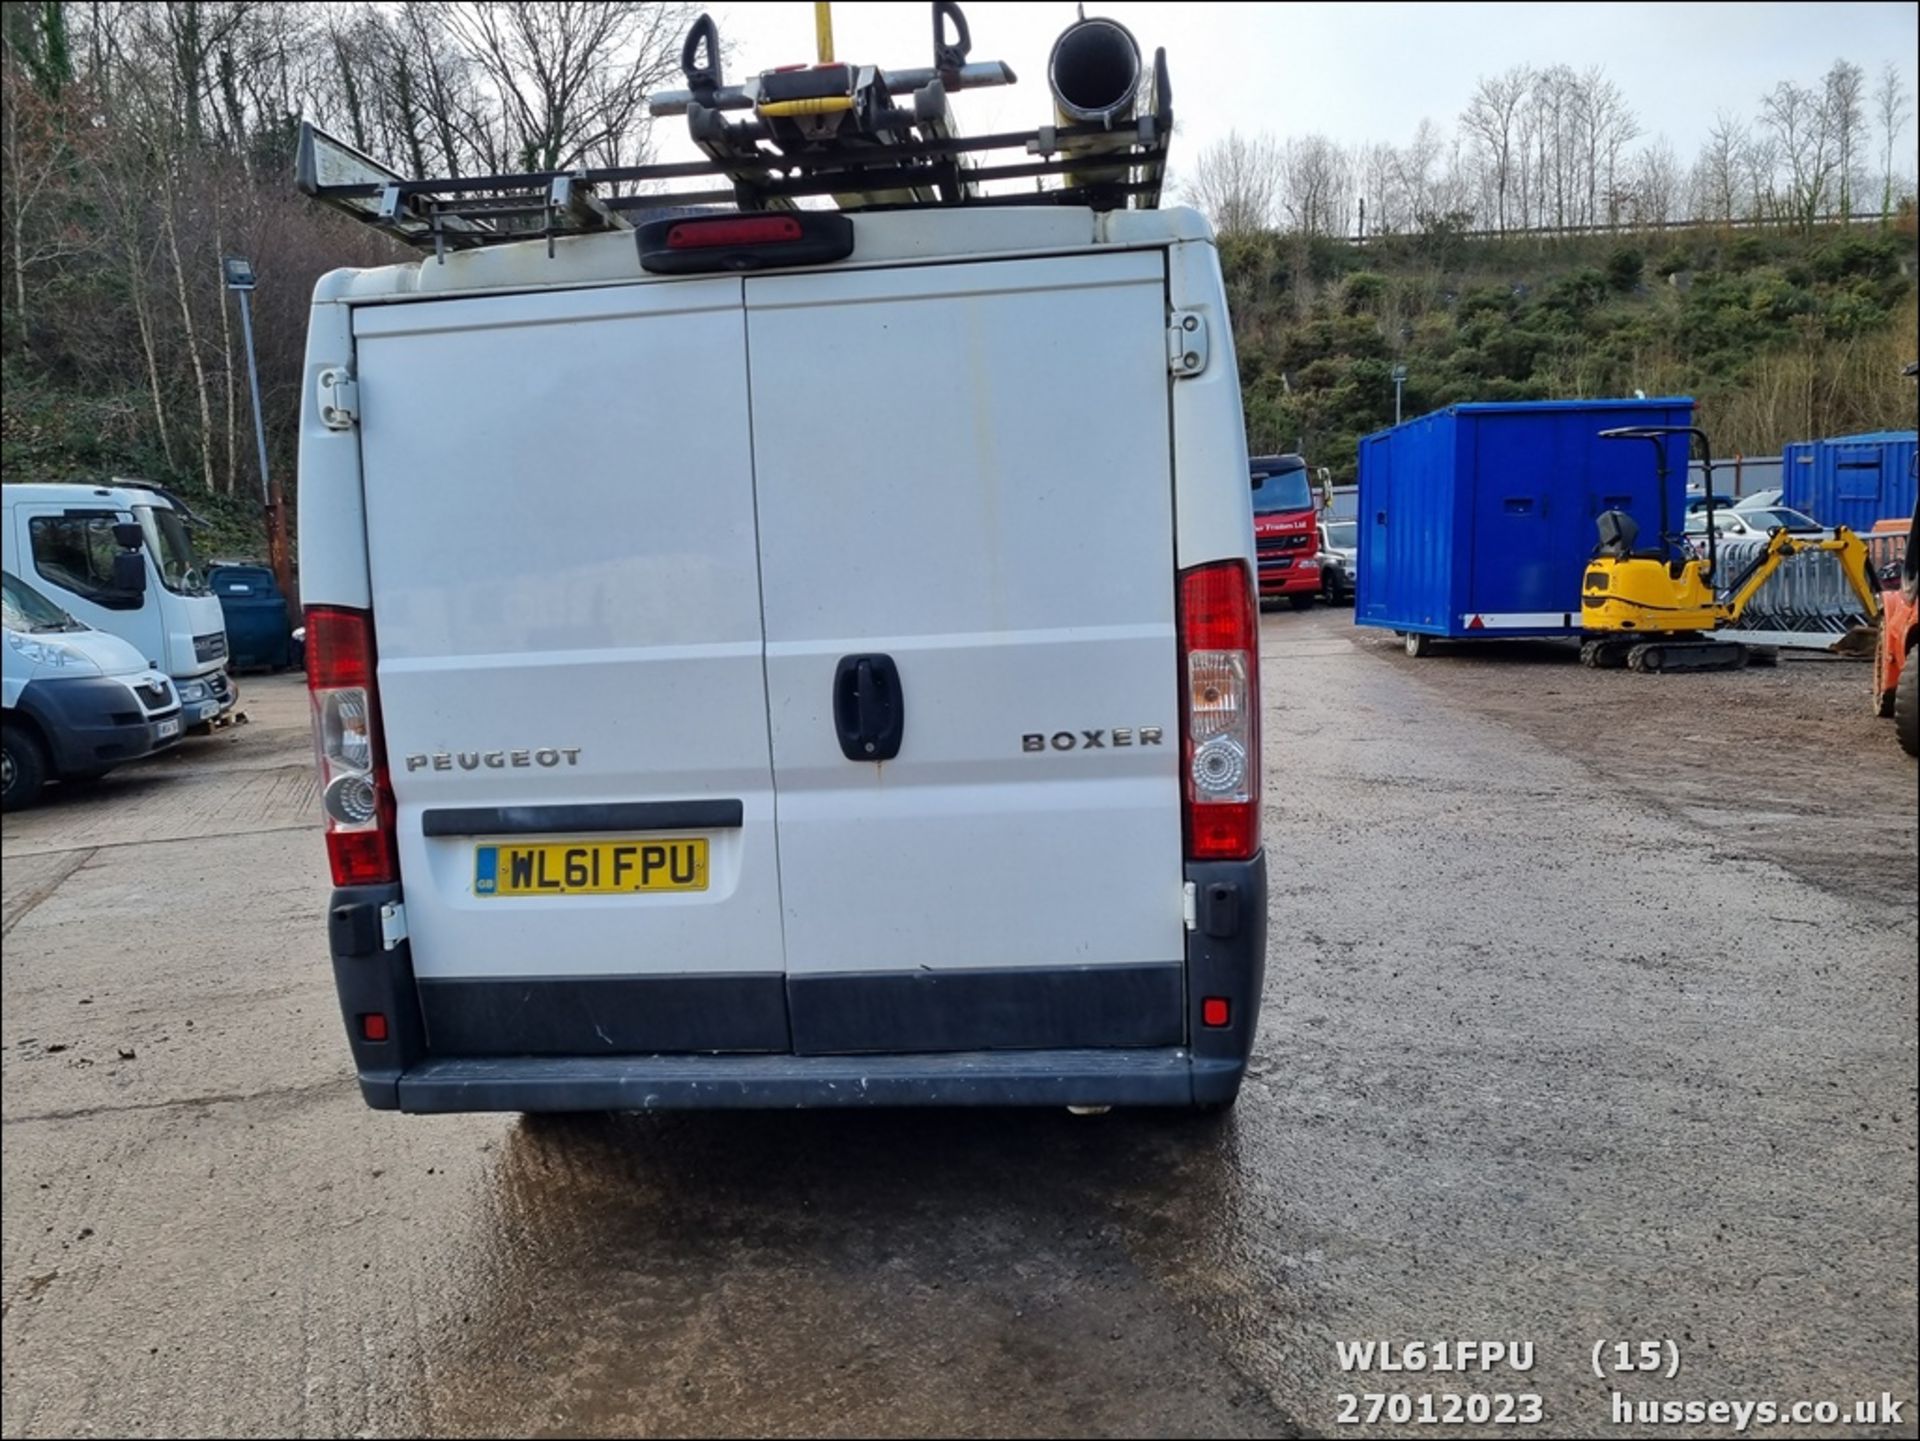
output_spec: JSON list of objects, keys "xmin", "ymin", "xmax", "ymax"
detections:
[
  {"xmin": 156, "ymin": 717, "xmax": 181, "ymax": 739},
  {"xmin": 474, "ymin": 838, "xmax": 709, "ymax": 897}
]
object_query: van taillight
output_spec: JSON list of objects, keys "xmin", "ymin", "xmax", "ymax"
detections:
[
  {"xmin": 1178, "ymin": 561, "xmax": 1261, "ymax": 861},
  {"xmin": 306, "ymin": 605, "xmax": 396, "ymax": 887}
]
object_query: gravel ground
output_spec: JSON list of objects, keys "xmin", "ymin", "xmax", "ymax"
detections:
[{"xmin": 2, "ymin": 615, "xmax": 1914, "ymax": 1439}]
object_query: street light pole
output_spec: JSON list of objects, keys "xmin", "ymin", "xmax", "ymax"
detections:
[
  {"xmin": 1391, "ymin": 363, "xmax": 1408, "ymax": 426},
  {"xmin": 223, "ymin": 256, "xmax": 294, "ymax": 614}
]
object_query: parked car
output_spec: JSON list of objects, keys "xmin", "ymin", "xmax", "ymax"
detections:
[
  {"xmin": 210, "ymin": 564, "xmax": 296, "ymax": 672},
  {"xmin": 1684, "ymin": 490, "xmax": 1738, "ymax": 514},
  {"xmin": 1733, "ymin": 488, "xmax": 1785, "ymax": 511},
  {"xmin": 1317, "ymin": 518, "xmax": 1357, "ymax": 603},
  {"xmin": 1683, "ymin": 506, "xmax": 1824, "ymax": 553},
  {"xmin": 3, "ymin": 569, "xmax": 182, "ymax": 809}
]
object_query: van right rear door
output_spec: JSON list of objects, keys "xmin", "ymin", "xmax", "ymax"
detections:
[{"xmin": 744, "ymin": 250, "xmax": 1188, "ymax": 1055}]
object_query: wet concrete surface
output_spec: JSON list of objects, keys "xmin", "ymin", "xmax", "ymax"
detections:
[{"xmin": 3, "ymin": 613, "xmax": 1915, "ymax": 1438}]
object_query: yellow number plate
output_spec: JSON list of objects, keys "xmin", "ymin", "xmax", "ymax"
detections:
[{"xmin": 474, "ymin": 838, "xmax": 709, "ymax": 896}]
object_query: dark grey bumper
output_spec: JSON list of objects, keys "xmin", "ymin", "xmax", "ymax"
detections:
[
  {"xmin": 327, "ymin": 851, "xmax": 1267, "ymax": 1113},
  {"xmin": 14, "ymin": 676, "xmax": 182, "ymax": 776}
]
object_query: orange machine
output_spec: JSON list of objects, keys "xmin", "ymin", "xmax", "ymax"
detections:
[{"xmin": 1871, "ymin": 509, "xmax": 1918, "ymax": 757}]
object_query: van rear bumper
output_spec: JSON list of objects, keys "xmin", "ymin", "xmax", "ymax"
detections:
[
  {"xmin": 388, "ymin": 1048, "xmax": 1242, "ymax": 1112},
  {"xmin": 328, "ymin": 851, "xmax": 1264, "ymax": 1113}
]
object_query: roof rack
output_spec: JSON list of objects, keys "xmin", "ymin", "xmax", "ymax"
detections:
[{"xmin": 295, "ymin": 4, "xmax": 1173, "ymax": 258}]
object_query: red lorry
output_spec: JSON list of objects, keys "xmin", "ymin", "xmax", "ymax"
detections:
[{"xmin": 1250, "ymin": 454, "xmax": 1322, "ymax": 610}]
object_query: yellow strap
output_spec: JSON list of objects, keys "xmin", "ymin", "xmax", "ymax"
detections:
[
  {"xmin": 814, "ymin": 1, "xmax": 834, "ymax": 63},
  {"xmin": 758, "ymin": 95, "xmax": 854, "ymax": 118}
]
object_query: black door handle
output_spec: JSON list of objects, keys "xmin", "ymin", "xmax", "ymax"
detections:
[{"xmin": 834, "ymin": 654, "xmax": 904, "ymax": 762}]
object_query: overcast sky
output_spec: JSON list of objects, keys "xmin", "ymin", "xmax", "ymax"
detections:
[{"xmin": 665, "ymin": 1, "xmax": 1919, "ymax": 185}]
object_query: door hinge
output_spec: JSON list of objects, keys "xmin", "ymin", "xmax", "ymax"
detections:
[
  {"xmin": 318, "ymin": 367, "xmax": 359, "ymax": 429},
  {"xmin": 1168, "ymin": 310, "xmax": 1209, "ymax": 377},
  {"xmin": 1182, "ymin": 881, "xmax": 1198, "ymax": 931},
  {"xmin": 379, "ymin": 900, "xmax": 408, "ymax": 950}
]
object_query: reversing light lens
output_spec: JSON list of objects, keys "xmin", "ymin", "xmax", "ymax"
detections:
[
  {"xmin": 1191, "ymin": 734, "xmax": 1249, "ymax": 796},
  {"xmin": 324, "ymin": 771, "xmax": 380, "ymax": 826}
]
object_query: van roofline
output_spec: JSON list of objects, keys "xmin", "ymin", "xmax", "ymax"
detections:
[{"xmin": 311, "ymin": 204, "xmax": 1215, "ymax": 305}]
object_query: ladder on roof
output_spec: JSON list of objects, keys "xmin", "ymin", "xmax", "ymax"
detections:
[{"xmin": 295, "ymin": 3, "xmax": 1173, "ymax": 258}]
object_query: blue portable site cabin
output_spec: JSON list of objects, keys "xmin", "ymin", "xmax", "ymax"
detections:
[
  {"xmin": 1355, "ymin": 397, "xmax": 1693, "ymax": 641},
  {"xmin": 1781, "ymin": 431, "xmax": 1918, "ymax": 534}
]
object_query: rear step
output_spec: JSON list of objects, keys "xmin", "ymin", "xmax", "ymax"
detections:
[{"xmin": 395, "ymin": 1048, "xmax": 1230, "ymax": 1112}]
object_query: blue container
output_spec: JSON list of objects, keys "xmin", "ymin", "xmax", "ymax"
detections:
[
  {"xmin": 1356, "ymin": 398, "xmax": 1694, "ymax": 639},
  {"xmin": 1781, "ymin": 431, "xmax": 1918, "ymax": 533},
  {"xmin": 210, "ymin": 564, "xmax": 293, "ymax": 671}
]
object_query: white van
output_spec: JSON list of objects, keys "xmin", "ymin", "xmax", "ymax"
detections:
[
  {"xmin": 1, "ymin": 482, "xmax": 237, "ymax": 727},
  {"xmin": 3, "ymin": 570, "xmax": 182, "ymax": 807},
  {"xmin": 295, "ymin": 13, "xmax": 1266, "ymax": 1114}
]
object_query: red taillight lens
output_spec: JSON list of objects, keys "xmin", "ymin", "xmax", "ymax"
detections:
[
  {"xmin": 1178, "ymin": 561, "xmax": 1261, "ymax": 862},
  {"xmin": 360, "ymin": 1012, "xmax": 389, "ymax": 1042},
  {"xmin": 667, "ymin": 215, "xmax": 803, "ymax": 249},
  {"xmin": 306, "ymin": 605, "xmax": 397, "ymax": 888},
  {"xmin": 1202, "ymin": 997, "xmax": 1231, "ymax": 1028}
]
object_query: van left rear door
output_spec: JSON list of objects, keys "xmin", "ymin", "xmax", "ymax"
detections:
[{"xmin": 352, "ymin": 279, "xmax": 789, "ymax": 1056}]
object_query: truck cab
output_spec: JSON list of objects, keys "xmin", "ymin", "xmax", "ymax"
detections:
[
  {"xmin": 1, "ymin": 482, "xmax": 237, "ymax": 727},
  {"xmin": 1250, "ymin": 454, "xmax": 1322, "ymax": 609}
]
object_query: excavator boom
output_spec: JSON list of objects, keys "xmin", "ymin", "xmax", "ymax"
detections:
[{"xmin": 1721, "ymin": 527, "xmax": 1881, "ymax": 626}]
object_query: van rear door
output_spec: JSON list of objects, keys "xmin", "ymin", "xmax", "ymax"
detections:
[
  {"xmin": 745, "ymin": 250, "xmax": 1187, "ymax": 1054},
  {"xmin": 352, "ymin": 279, "xmax": 790, "ymax": 1055}
]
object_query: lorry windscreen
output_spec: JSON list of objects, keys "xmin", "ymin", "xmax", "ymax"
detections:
[
  {"xmin": 1251, "ymin": 466, "xmax": 1313, "ymax": 514},
  {"xmin": 136, "ymin": 505, "xmax": 211, "ymax": 596}
]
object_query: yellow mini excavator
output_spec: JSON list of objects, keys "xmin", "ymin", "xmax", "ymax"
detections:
[{"xmin": 1580, "ymin": 426, "xmax": 1882, "ymax": 672}]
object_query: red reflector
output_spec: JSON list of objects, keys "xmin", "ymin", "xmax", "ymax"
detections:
[
  {"xmin": 328, "ymin": 828, "xmax": 397, "ymax": 887},
  {"xmin": 667, "ymin": 216, "xmax": 804, "ymax": 250},
  {"xmin": 1180, "ymin": 562, "xmax": 1257, "ymax": 652},
  {"xmin": 1189, "ymin": 804, "xmax": 1258, "ymax": 861},
  {"xmin": 1202, "ymin": 997, "xmax": 1231, "ymax": 1028},
  {"xmin": 361, "ymin": 1012, "xmax": 389, "ymax": 1042},
  {"xmin": 305, "ymin": 605, "xmax": 374, "ymax": 689}
]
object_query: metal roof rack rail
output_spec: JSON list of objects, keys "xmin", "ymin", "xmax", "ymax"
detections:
[{"xmin": 295, "ymin": 5, "xmax": 1172, "ymax": 257}]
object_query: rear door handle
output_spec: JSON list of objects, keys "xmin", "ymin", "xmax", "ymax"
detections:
[{"xmin": 833, "ymin": 654, "xmax": 904, "ymax": 761}]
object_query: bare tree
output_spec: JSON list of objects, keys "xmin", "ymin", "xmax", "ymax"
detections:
[
  {"xmin": 1356, "ymin": 140, "xmax": 1402, "ymax": 238},
  {"xmin": 1461, "ymin": 66, "xmax": 1530, "ymax": 233},
  {"xmin": 1689, "ymin": 112, "xmax": 1747, "ymax": 223},
  {"xmin": 1875, "ymin": 62, "xmax": 1913, "ymax": 217},
  {"xmin": 1824, "ymin": 60, "xmax": 1866, "ymax": 217},
  {"xmin": 437, "ymin": 1, "xmax": 694, "ymax": 174},
  {"xmin": 1760, "ymin": 80, "xmax": 1838, "ymax": 229},
  {"xmin": 1280, "ymin": 134, "xmax": 1350, "ymax": 236},
  {"xmin": 1184, "ymin": 130, "xmax": 1281, "ymax": 237},
  {"xmin": 1630, "ymin": 138, "xmax": 1678, "ymax": 228}
]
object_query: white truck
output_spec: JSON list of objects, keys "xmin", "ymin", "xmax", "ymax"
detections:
[
  {"xmin": 0, "ymin": 482, "xmax": 237, "ymax": 728},
  {"xmin": 294, "ymin": 9, "xmax": 1267, "ymax": 1114}
]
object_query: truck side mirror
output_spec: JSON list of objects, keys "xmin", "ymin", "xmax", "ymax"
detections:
[
  {"xmin": 112, "ymin": 521, "xmax": 144, "ymax": 549},
  {"xmin": 111, "ymin": 551, "xmax": 148, "ymax": 595}
]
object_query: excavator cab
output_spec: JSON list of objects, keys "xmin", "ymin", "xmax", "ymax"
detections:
[{"xmin": 1580, "ymin": 425, "xmax": 1880, "ymax": 672}]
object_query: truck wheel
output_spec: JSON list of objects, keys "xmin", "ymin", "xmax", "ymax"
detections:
[
  {"xmin": 1288, "ymin": 593, "xmax": 1314, "ymax": 611},
  {"xmin": 1896, "ymin": 649, "xmax": 1920, "ymax": 758},
  {"xmin": 2, "ymin": 724, "xmax": 49, "ymax": 811},
  {"xmin": 1404, "ymin": 632, "xmax": 1431, "ymax": 658}
]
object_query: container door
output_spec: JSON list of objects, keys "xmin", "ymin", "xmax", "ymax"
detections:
[
  {"xmin": 353, "ymin": 280, "xmax": 792, "ymax": 1056},
  {"xmin": 1358, "ymin": 434, "xmax": 1394, "ymax": 626},
  {"xmin": 1463, "ymin": 413, "xmax": 1568, "ymax": 629},
  {"xmin": 744, "ymin": 252, "xmax": 1187, "ymax": 1055}
]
